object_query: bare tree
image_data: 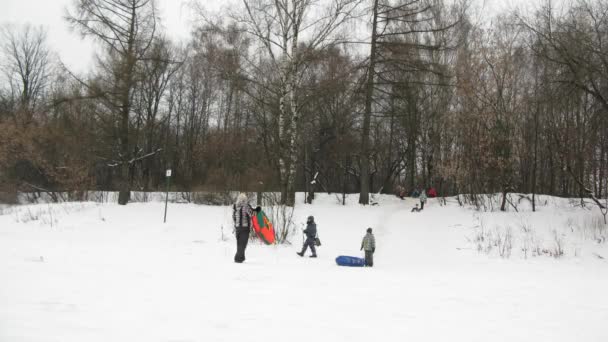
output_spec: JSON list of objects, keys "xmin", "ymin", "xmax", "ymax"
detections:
[
  {"xmin": 0, "ymin": 24, "xmax": 51, "ymax": 120},
  {"xmin": 133, "ymin": 37, "xmax": 181, "ymax": 191},
  {"xmin": 66, "ymin": 0, "xmax": 158, "ymax": 205},
  {"xmin": 520, "ymin": 0, "xmax": 608, "ymax": 202},
  {"xmin": 234, "ymin": 0, "xmax": 362, "ymax": 205},
  {"xmin": 359, "ymin": 0, "xmax": 465, "ymax": 204}
]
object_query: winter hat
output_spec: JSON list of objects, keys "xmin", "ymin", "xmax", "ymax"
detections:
[
  {"xmin": 236, "ymin": 193, "xmax": 248, "ymax": 204},
  {"xmin": 307, "ymin": 215, "xmax": 314, "ymax": 223},
  {"xmin": 367, "ymin": 227, "xmax": 372, "ymax": 233}
]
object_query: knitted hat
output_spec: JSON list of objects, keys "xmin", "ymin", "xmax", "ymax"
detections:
[{"xmin": 236, "ymin": 193, "xmax": 248, "ymax": 204}]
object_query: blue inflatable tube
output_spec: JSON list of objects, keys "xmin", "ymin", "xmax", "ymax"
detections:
[{"xmin": 335, "ymin": 255, "xmax": 365, "ymax": 267}]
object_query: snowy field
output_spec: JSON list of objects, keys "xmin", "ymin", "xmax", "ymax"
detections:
[{"xmin": 1, "ymin": 194, "xmax": 607, "ymax": 341}]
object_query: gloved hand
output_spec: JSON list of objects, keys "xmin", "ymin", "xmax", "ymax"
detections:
[
  {"xmin": 372, "ymin": 248, "xmax": 375, "ymax": 253},
  {"xmin": 255, "ymin": 206, "xmax": 261, "ymax": 213}
]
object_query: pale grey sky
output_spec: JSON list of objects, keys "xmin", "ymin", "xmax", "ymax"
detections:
[
  {"xmin": 0, "ymin": 0, "xmax": 226, "ymax": 73},
  {"xmin": 0, "ymin": 0, "xmax": 533, "ymax": 73}
]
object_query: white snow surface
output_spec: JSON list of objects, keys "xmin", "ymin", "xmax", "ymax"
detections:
[{"xmin": 1, "ymin": 194, "xmax": 607, "ymax": 341}]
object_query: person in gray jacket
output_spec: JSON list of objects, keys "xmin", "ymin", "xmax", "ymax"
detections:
[
  {"xmin": 419, "ymin": 189, "xmax": 427, "ymax": 210},
  {"xmin": 360, "ymin": 227, "xmax": 376, "ymax": 267},
  {"xmin": 297, "ymin": 215, "xmax": 317, "ymax": 258}
]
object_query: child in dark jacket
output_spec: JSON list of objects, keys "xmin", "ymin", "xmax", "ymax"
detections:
[
  {"xmin": 360, "ymin": 228, "xmax": 376, "ymax": 267},
  {"xmin": 297, "ymin": 216, "xmax": 318, "ymax": 258}
]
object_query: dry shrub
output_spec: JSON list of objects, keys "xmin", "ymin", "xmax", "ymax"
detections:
[
  {"xmin": 0, "ymin": 120, "xmax": 94, "ymax": 195},
  {"xmin": 0, "ymin": 191, "xmax": 17, "ymax": 204}
]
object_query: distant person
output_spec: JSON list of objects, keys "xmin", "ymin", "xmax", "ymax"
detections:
[
  {"xmin": 427, "ymin": 187, "xmax": 437, "ymax": 198},
  {"xmin": 420, "ymin": 189, "xmax": 427, "ymax": 210},
  {"xmin": 396, "ymin": 185, "xmax": 406, "ymax": 200},
  {"xmin": 399, "ymin": 189, "xmax": 406, "ymax": 199},
  {"xmin": 411, "ymin": 203, "xmax": 420, "ymax": 212},
  {"xmin": 360, "ymin": 228, "xmax": 376, "ymax": 267},
  {"xmin": 233, "ymin": 193, "xmax": 255, "ymax": 263},
  {"xmin": 297, "ymin": 216, "xmax": 318, "ymax": 258},
  {"xmin": 411, "ymin": 189, "xmax": 420, "ymax": 198}
]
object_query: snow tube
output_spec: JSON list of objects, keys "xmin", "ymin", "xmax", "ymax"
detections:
[
  {"xmin": 335, "ymin": 255, "xmax": 365, "ymax": 267},
  {"xmin": 252, "ymin": 210, "xmax": 275, "ymax": 245}
]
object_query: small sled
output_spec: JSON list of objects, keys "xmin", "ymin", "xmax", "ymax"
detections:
[
  {"xmin": 335, "ymin": 255, "xmax": 365, "ymax": 267},
  {"xmin": 252, "ymin": 209, "xmax": 276, "ymax": 245}
]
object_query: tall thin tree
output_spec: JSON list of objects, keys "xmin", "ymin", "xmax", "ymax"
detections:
[{"xmin": 66, "ymin": 0, "xmax": 158, "ymax": 205}]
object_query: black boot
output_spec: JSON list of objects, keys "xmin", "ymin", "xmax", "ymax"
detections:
[
  {"xmin": 297, "ymin": 252, "xmax": 304, "ymax": 257},
  {"xmin": 310, "ymin": 254, "xmax": 317, "ymax": 258}
]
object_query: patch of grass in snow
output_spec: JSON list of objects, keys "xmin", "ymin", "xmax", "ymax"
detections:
[
  {"xmin": 0, "ymin": 205, "xmax": 13, "ymax": 216},
  {"xmin": 472, "ymin": 220, "xmax": 513, "ymax": 258},
  {"xmin": 453, "ymin": 193, "xmax": 595, "ymax": 213},
  {"xmin": 10, "ymin": 202, "xmax": 96, "ymax": 227},
  {"xmin": 564, "ymin": 215, "xmax": 608, "ymax": 245},
  {"xmin": 469, "ymin": 212, "xmax": 608, "ymax": 260},
  {"xmin": 579, "ymin": 215, "xmax": 607, "ymax": 244}
]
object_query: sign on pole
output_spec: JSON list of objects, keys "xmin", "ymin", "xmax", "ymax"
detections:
[{"xmin": 164, "ymin": 169, "xmax": 172, "ymax": 223}]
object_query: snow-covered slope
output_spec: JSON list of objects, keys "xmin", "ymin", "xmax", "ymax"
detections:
[{"xmin": 1, "ymin": 194, "xmax": 607, "ymax": 341}]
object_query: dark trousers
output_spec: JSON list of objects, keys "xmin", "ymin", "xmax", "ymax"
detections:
[
  {"xmin": 300, "ymin": 238, "xmax": 317, "ymax": 256},
  {"xmin": 234, "ymin": 227, "xmax": 250, "ymax": 263},
  {"xmin": 365, "ymin": 250, "xmax": 374, "ymax": 267},
  {"xmin": 420, "ymin": 201, "xmax": 425, "ymax": 210}
]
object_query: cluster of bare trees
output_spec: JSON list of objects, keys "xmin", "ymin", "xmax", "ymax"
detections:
[{"xmin": 0, "ymin": 0, "xmax": 607, "ymax": 208}]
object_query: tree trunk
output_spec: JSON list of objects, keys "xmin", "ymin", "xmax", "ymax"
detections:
[
  {"xmin": 532, "ymin": 66, "xmax": 540, "ymax": 212},
  {"xmin": 117, "ymin": 6, "xmax": 139, "ymax": 205},
  {"xmin": 359, "ymin": 0, "xmax": 379, "ymax": 205},
  {"xmin": 342, "ymin": 156, "xmax": 347, "ymax": 206},
  {"xmin": 117, "ymin": 65, "xmax": 134, "ymax": 205},
  {"xmin": 500, "ymin": 186, "xmax": 508, "ymax": 212}
]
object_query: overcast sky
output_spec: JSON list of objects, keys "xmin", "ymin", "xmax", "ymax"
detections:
[{"xmin": 0, "ymin": 0, "xmax": 533, "ymax": 73}]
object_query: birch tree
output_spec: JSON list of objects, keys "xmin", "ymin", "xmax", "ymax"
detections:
[{"xmin": 235, "ymin": 0, "xmax": 361, "ymax": 205}]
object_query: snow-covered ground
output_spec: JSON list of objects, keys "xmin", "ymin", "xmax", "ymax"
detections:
[{"xmin": 1, "ymin": 194, "xmax": 607, "ymax": 341}]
